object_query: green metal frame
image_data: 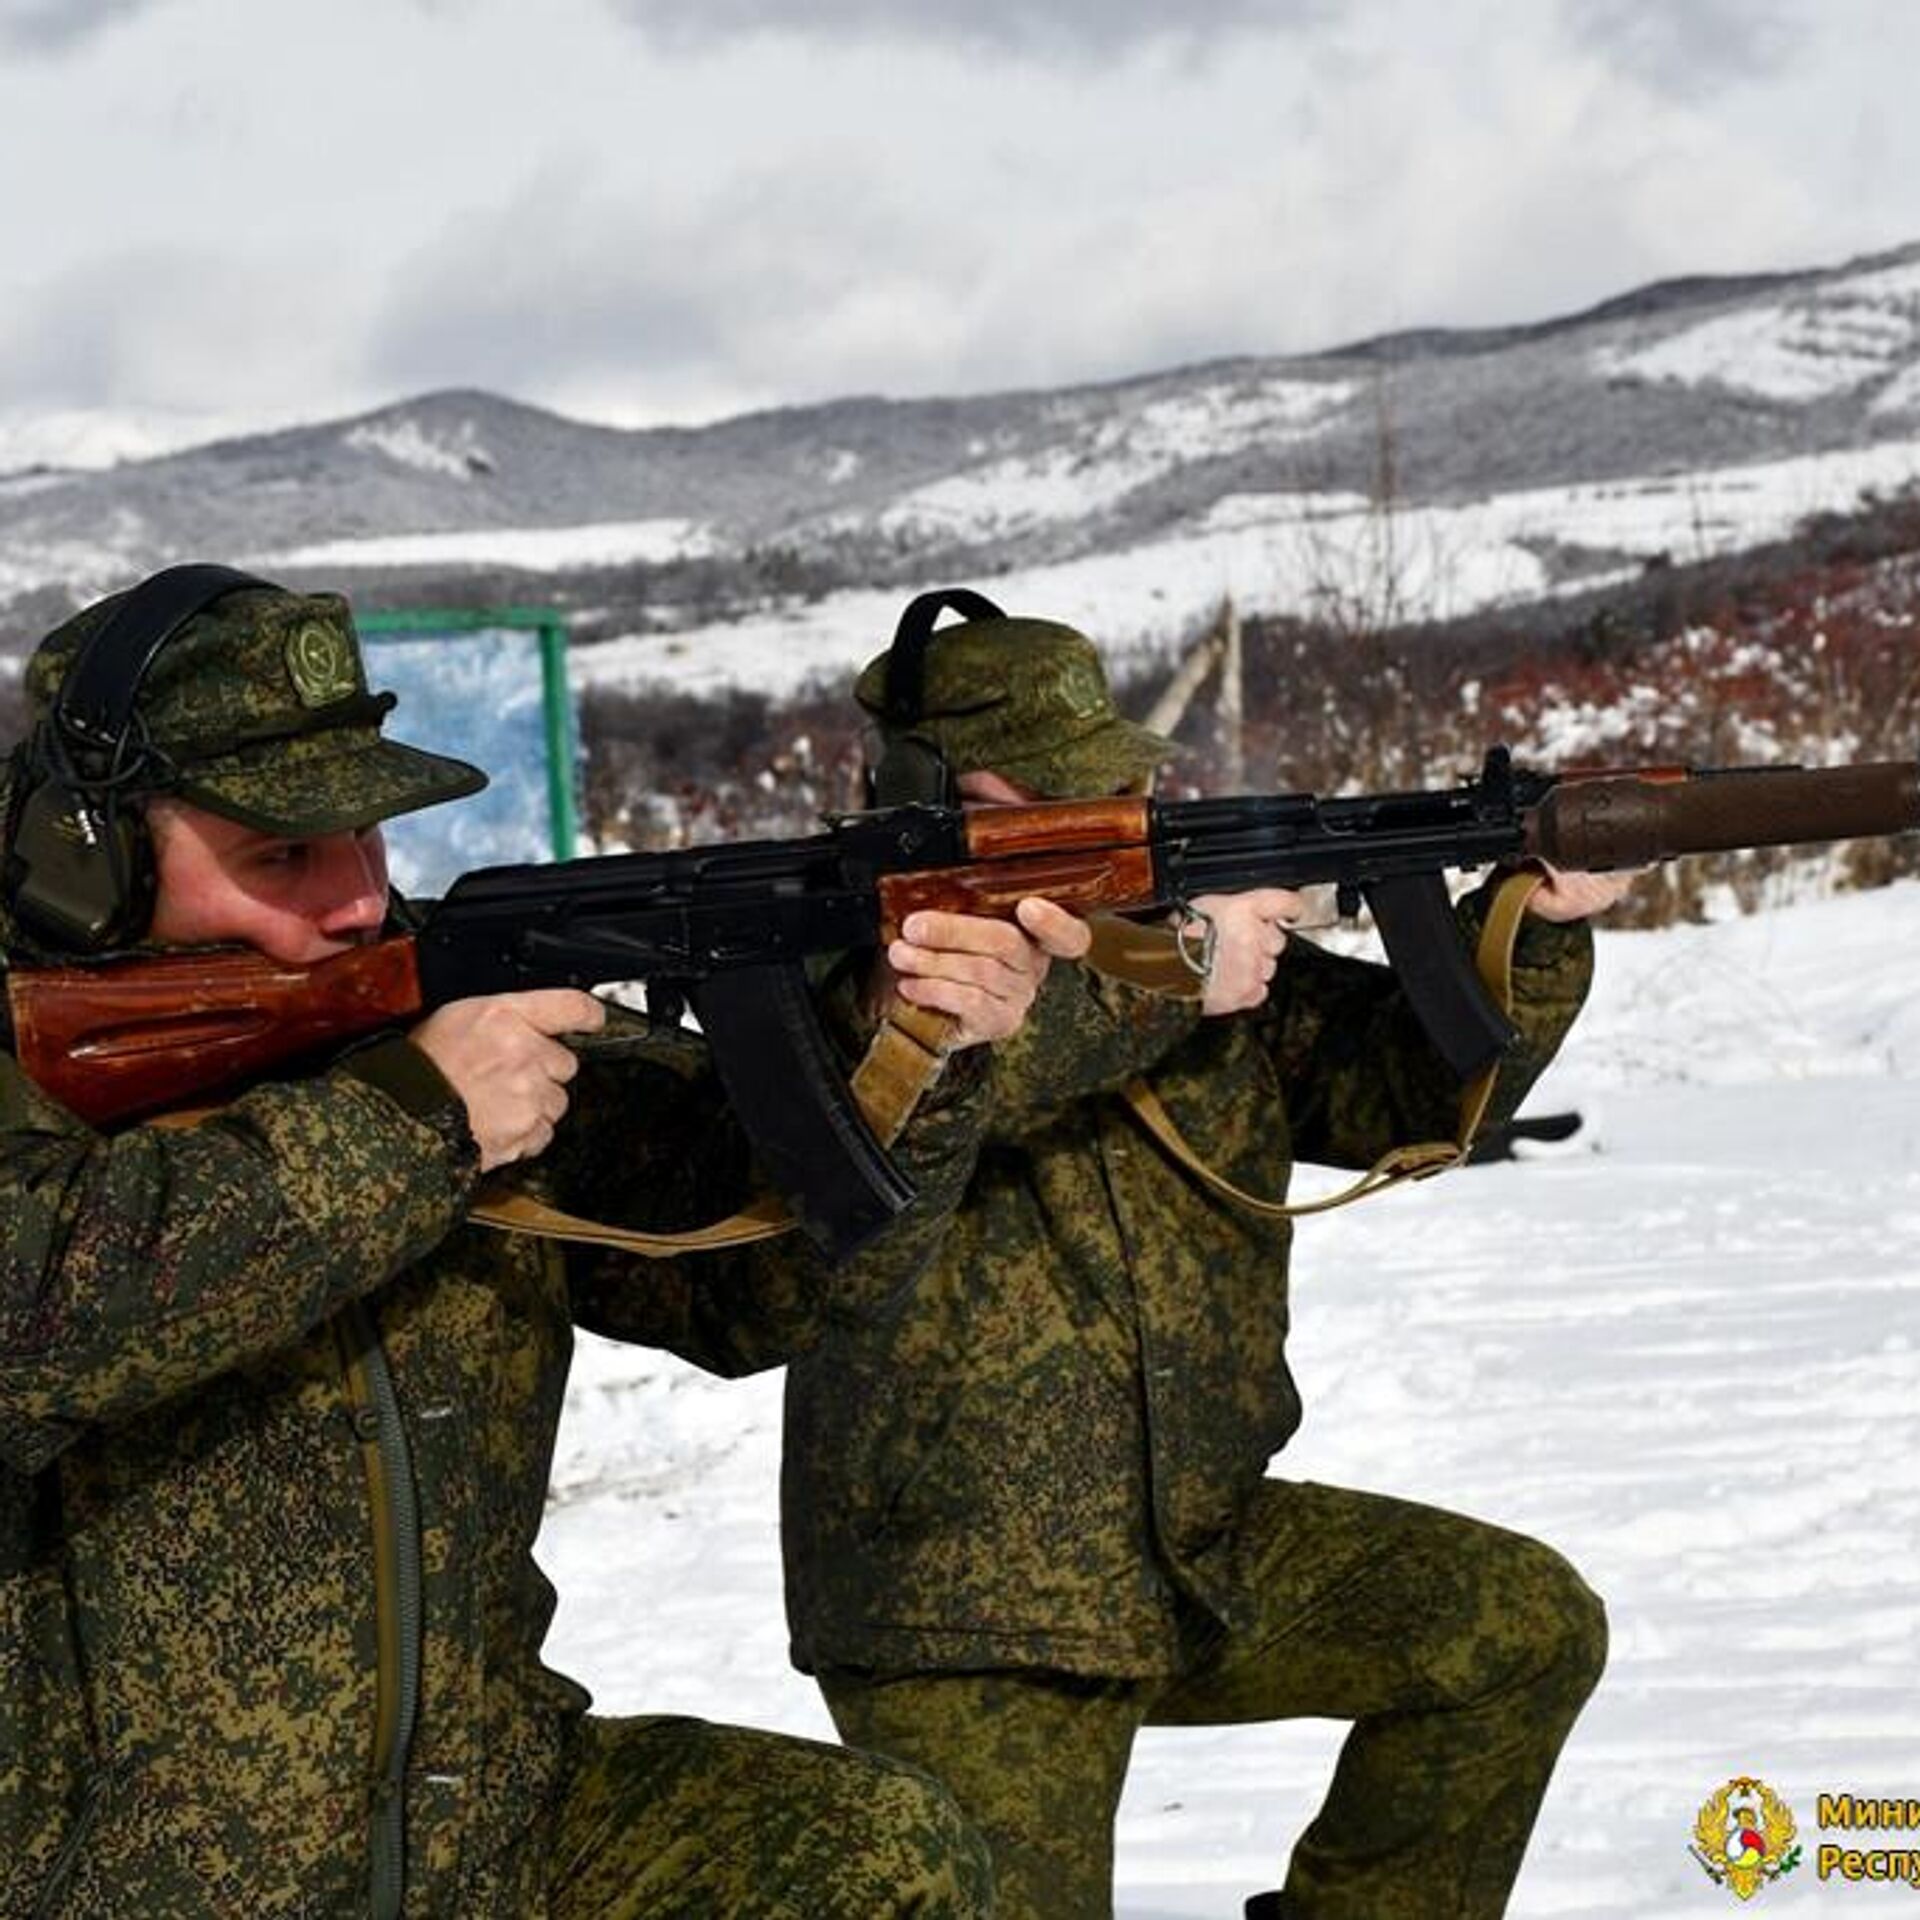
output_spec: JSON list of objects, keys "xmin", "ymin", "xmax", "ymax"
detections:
[{"xmin": 356, "ymin": 607, "xmax": 578, "ymax": 860}]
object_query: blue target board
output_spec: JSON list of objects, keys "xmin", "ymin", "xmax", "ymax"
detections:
[{"xmin": 358, "ymin": 609, "xmax": 578, "ymax": 899}]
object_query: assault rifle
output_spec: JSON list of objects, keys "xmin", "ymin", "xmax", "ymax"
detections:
[{"xmin": 8, "ymin": 748, "xmax": 1917, "ymax": 1256}]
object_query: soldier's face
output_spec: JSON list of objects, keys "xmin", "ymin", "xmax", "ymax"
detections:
[
  {"xmin": 957, "ymin": 769, "xmax": 1150, "ymax": 805},
  {"xmin": 957, "ymin": 770, "xmax": 1041, "ymax": 806},
  {"xmin": 145, "ymin": 799, "xmax": 390, "ymax": 964}
]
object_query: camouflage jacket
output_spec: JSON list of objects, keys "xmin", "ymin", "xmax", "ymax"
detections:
[
  {"xmin": 0, "ymin": 1000, "xmax": 988, "ymax": 1920},
  {"xmin": 782, "ymin": 894, "xmax": 1594, "ymax": 1679}
]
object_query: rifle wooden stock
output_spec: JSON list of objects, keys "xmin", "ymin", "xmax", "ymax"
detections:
[
  {"xmin": 1528, "ymin": 761, "xmax": 1920, "ymax": 870},
  {"xmin": 7, "ymin": 938, "xmax": 425, "ymax": 1127}
]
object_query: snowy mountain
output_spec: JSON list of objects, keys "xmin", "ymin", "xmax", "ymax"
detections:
[{"xmin": 4, "ymin": 240, "xmax": 1920, "ymax": 696}]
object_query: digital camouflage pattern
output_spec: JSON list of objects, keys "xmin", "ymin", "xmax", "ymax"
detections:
[
  {"xmin": 853, "ymin": 615, "xmax": 1176, "ymax": 798},
  {"xmin": 26, "ymin": 580, "xmax": 485, "ymax": 835},
  {"xmin": 821, "ymin": 1484, "xmax": 1607, "ymax": 1919},
  {"xmin": 782, "ymin": 888, "xmax": 1603, "ymax": 1917},
  {"xmin": 544, "ymin": 1714, "xmax": 991, "ymax": 1917},
  {"xmin": 785, "ymin": 889, "xmax": 1595, "ymax": 1673},
  {"xmin": 1, "ymin": 962, "xmax": 996, "ymax": 1916}
]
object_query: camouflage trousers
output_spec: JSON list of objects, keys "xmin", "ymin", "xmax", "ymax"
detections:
[
  {"xmin": 818, "ymin": 1482, "xmax": 1608, "ymax": 1920},
  {"xmin": 544, "ymin": 1713, "xmax": 993, "ymax": 1918}
]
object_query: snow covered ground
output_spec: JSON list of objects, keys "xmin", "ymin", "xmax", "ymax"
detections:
[
  {"xmin": 537, "ymin": 878, "xmax": 1920, "ymax": 1916},
  {"xmin": 1593, "ymin": 256, "xmax": 1920, "ymax": 409},
  {"xmin": 277, "ymin": 516, "xmax": 718, "ymax": 572}
]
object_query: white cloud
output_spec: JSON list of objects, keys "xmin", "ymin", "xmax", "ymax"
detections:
[
  {"xmin": 1560, "ymin": 0, "xmax": 1803, "ymax": 94},
  {"xmin": 603, "ymin": 0, "xmax": 1330, "ymax": 58},
  {"xmin": 0, "ymin": 0, "xmax": 1915, "ymax": 429},
  {"xmin": 0, "ymin": 0, "xmax": 165, "ymax": 54},
  {"xmin": 0, "ymin": 247, "xmax": 377, "ymax": 417}
]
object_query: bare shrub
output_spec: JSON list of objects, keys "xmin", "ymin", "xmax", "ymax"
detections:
[
  {"xmin": 571, "ymin": 504, "xmax": 1920, "ymax": 923},
  {"xmin": 579, "ymin": 676, "xmax": 867, "ymax": 849}
]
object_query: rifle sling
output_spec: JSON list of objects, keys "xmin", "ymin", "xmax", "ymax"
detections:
[
  {"xmin": 468, "ymin": 1000, "xmax": 956, "ymax": 1256},
  {"xmin": 1116, "ymin": 869, "xmax": 1544, "ymax": 1218},
  {"xmin": 1083, "ymin": 915, "xmax": 1206, "ymax": 999}
]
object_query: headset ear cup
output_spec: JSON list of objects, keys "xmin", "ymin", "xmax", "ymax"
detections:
[
  {"xmin": 869, "ymin": 734, "xmax": 956, "ymax": 810},
  {"xmin": 120, "ymin": 801, "xmax": 156, "ymax": 936},
  {"xmin": 6, "ymin": 755, "xmax": 152, "ymax": 951},
  {"xmin": 3, "ymin": 562, "xmax": 270, "ymax": 953},
  {"xmin": 871, "ymin": 586, "xmax": 1002, "ymax": 810}
]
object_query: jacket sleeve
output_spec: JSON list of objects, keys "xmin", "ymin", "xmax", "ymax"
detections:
[
  {"xmin": 557, "ymin": 1009, "xmax": 995, "ymax": 1379},
  {"xmin": 987, "ymin": 961, "xmax": 1203, "ymax": 1139},
  {"xmin": 1257, "ymin": 880, "xmax": 1595, "ymax": 1169},
  {"xmin": 0, "ymin": 1038, "xmax": 479, "ymax": 1474}
]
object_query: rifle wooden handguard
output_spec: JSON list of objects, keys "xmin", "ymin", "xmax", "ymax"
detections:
[{"xmin": 876, "ymin": 797, "xmax": 1154, "ymax": 937}]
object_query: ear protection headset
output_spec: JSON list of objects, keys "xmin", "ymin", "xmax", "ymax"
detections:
[
  {"xmin": 5, "ymin": 563, "xmax": 274, "ymax": 952},
  {"xmin": 866, "ymin": 586, "xmax": 1006, "ymax": 809}
]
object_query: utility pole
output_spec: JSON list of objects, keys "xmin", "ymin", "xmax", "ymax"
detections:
[
  {"xmin": 1140, "ymin": 596, "xmax": 1246, "ymax": 791},
  {"xmin": 1217, "ymin": 594, "xmax": 1244, "ymax": 792},
  {"xmin": 1143, "ymin": 621, "xmax": 1224, "ymax": 740}
]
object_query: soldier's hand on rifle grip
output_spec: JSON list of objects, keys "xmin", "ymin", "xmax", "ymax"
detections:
[
  {"xmin": 1522, "ymin": 864, "xmax": 1639, "ymax": 923},
  {"xmin": 884, "ymin": 900, "xmax": 1091, "ymax": 1048},
  {"xmin": 1192, "ymin": 889, "xmax": 1306, "ymax": 1016},
  {"xmin": 410, "ymin": 989, "xmax": 607, "ymax": 1172}
]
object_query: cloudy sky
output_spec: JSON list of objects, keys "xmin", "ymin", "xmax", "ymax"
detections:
[{"xmin": 2, "ymin": 0, "xmax": 1917, "ymax": 441}]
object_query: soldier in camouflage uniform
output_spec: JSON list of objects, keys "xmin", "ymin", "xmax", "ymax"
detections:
[
  {"xmin": 0, "ymin": 573, "xmax": 1086, "ymax": 1918},
  {"xmin": 781, "ymin": 611, "xmax": 1628, "ymax": 1919}
]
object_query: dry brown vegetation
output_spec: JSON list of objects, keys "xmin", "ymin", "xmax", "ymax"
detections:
[{"xmin": 576, "ymin": 492, "xmax": 1920, "ymax": 926}]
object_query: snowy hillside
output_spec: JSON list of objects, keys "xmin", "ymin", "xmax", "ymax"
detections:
[
  {"xmin": 537, "ymin": 881, "xmax": 1920, "ymax": 1917},
  {"xmin": 5, "ymin": 240, "xmax": 1920, "ymax": 692},
  {"xmin": 1594, "ymin": 254, "xmax": 1920, "ymax": 407},
  {"xmin": 566, "ymin": 432, "xmax": 1920, "ymax": 700}
]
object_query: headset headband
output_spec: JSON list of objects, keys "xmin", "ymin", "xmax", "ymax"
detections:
[
  {"xmin": 882, "ymin": 587, "xmax": 1006, "ymax": 727},
  {"xmin": 55, "ymin": 562, "xmax": 274, "ymax": 749}
]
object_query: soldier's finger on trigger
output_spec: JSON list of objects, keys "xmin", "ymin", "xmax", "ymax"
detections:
[
  {"xmin": 937, "ymin": 945, "xmax": 1023, "ymax": 995},
  {"xmin": 901, "ymin": 975, "xmax": 966, "ymax": 1021},
  {"xmin": 902, "ymin": 909, "xmax": 1027, "ymax": 957},
  {"xmin": 885, "ymin": 938, "xmax": 920, "ymax": 976},
  {"xmin": 896, "ymin": 942, "xmax": 979, "ymax": 983}
]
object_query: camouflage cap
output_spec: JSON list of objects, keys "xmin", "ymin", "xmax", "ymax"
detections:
[
  {"xmin": 26, "ymin": 582, "xmax": 486, "ymax": 834},
  {"xmin": 854, "ymin": 615, "xmax": 1175, "ymax": 799}
]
